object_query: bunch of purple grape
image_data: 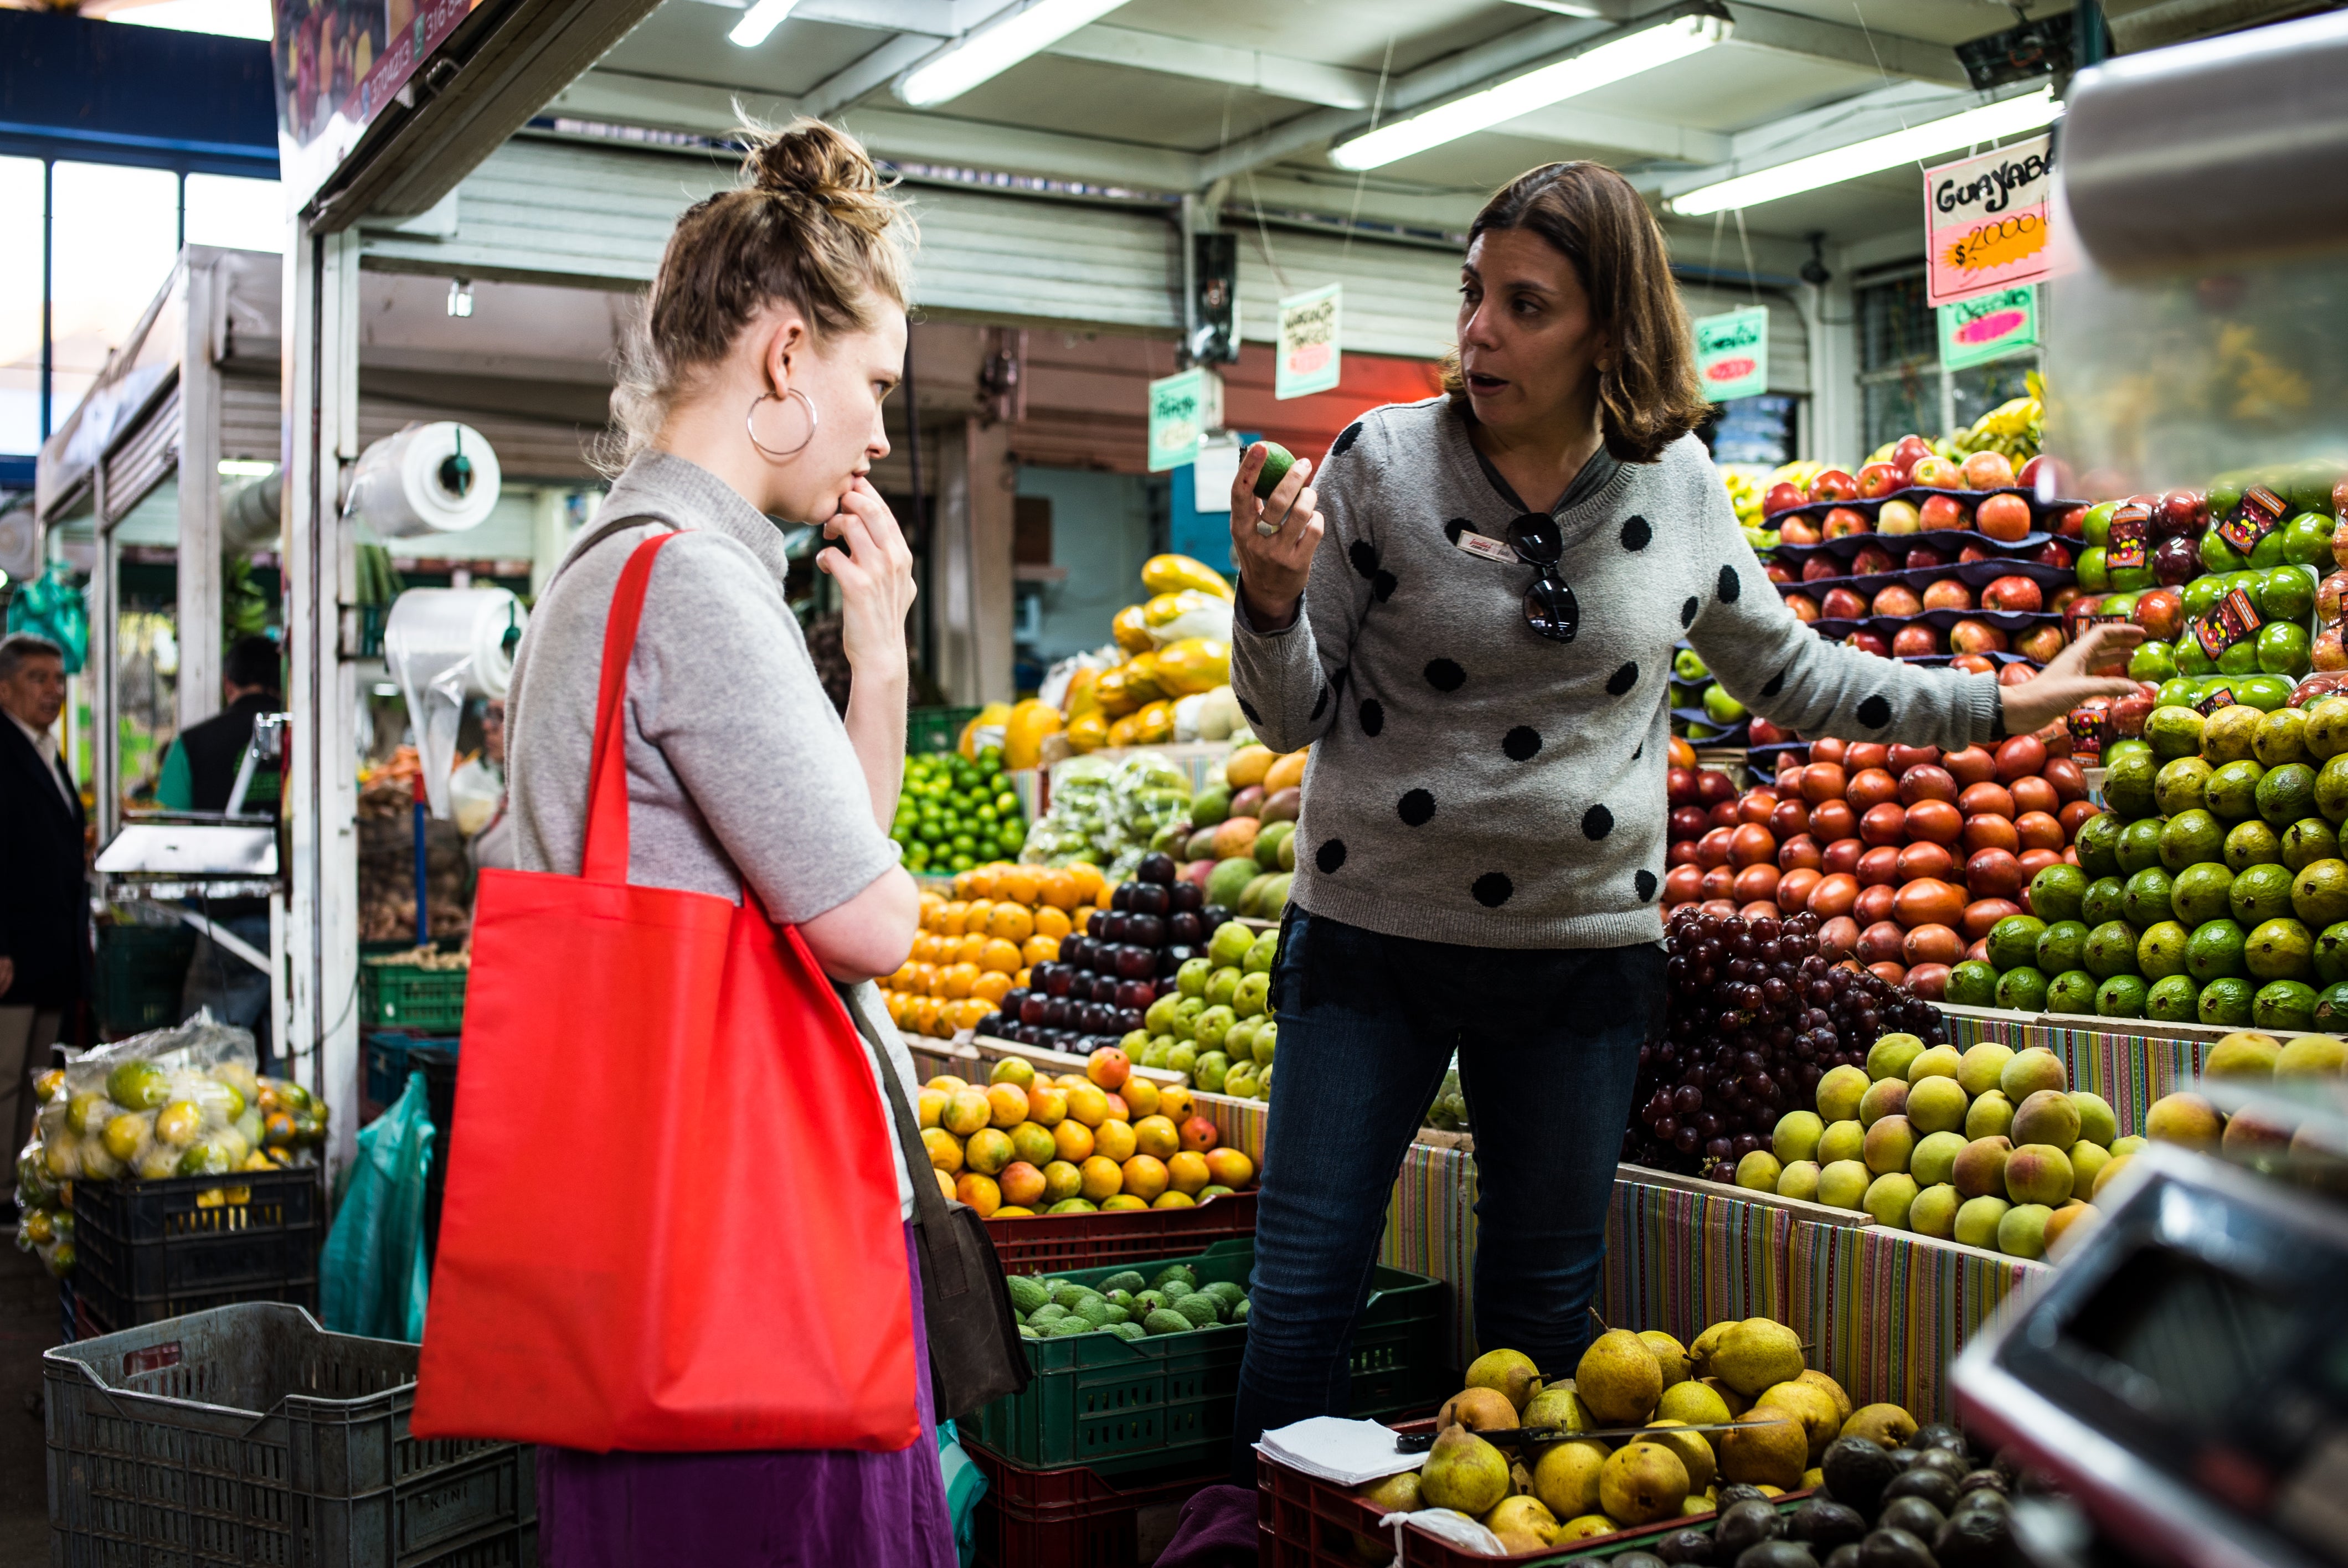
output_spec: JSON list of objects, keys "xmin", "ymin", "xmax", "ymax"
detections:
[
  {"xmin": 1628, "ymin": 907, "xmax": 1946, "ymax": 1178},
  {"xmin": 990, "ymin": 853, "xmax": 1236, "ymax": 1056}
]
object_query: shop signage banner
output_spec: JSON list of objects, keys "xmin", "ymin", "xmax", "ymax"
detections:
[
  {"xmin": 1692, "ymin": 306, "xmax": 1769, "ymax": 403},
  {"xmin": 271, "ymin": 0, "xmax": 486, "ymax": 211},
  {"xmin": 1148, "ymin": 367, "xmax": 1217, "ymax": 473},
  {"xmin": 1937, "ymin": 285, "xmax": 2038, "ymax": 371},
  {"xmin": 1275, "ymin": 283, "xmax": 1342, "ymax": 400},
  {"xmin": 1924, "ymin": 133, "xmax": 2054, "ymax": 308}
]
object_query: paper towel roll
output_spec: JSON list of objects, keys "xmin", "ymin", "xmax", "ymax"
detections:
[
  {"xmin": 383, "ymin": 586, "xmax": 528, "ymax": 820},
  {"xmin": 346, "ymin": 422, "xmax": 501, "ymax": 538}
]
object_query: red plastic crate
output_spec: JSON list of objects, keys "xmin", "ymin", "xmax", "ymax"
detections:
[
  {"xmin": 1258, "ymin": 1418, "xmax": 1814, "ymax": 1568},
  {"xmin": 985, "ymin": 1192, "xmax": 1257, "ymax": 1274},
  {"xmin": 966, "ymin": 1441, "xmax": 1220, "ymax": 1568}
]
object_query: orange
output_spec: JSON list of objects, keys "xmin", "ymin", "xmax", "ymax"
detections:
[
  {"xmin": 918, "ymin": 887, "xmax": 946, "ymax": 912},
  {"xmin": 965, "ymin": 864, "xmax": 1002, "ymax": 900},
  {"xmin": 916, "ymin": 1088, "xmax": 948, "ymax": 1129},
  {"xmin": 1021, "ymin": 935, "xmax": 1060, "ymax": 967},
  {"xmin": 1120, "ymin": 1154, "xmax": 1170, "ymax": 1202},
  {"xmin": 940, "ymin": 900, "xmax": 970, "ymax": 931},
  {"xmin": 1026, "ymin": 1086, "xmax": 1068, "ymax": 1126},
  {"xmin": 913, "ymin": 998, "xmax": 945, "ymax": 1038},
  {"xmin": 1068, "ymin": 862, "xmax": 1105, "ymax": 900},
  {"xmin": 1065, "ymin": 1084, "xmax": 1111, "ymax": 1127},
  {"xmin": 936, "ymin": 964, "xmax": 978, "ymax": 1001},
  {"xmin": 1078, "ymin": 1154, "xmax": 1124, "ymax": 1201},
  {"xmin": 1052, "ymin": 1120, "xmax": 1095, "ymax": 1163},
  {"xmin": 998, "ymin": 1160, "xmax": 1047, "ymax": 1208},
  {"xmin": 942, "ymin": 1089, "xmax": 992, "ymax": 1136},
  {"xmin": 979, "ymin": 938, "xmax": 1023, "ymax": 974},
  {"xmin": 1073, "ymin": 907, "xmax": 1094, "ymax": 935},
  {"xmin": 887, "ymin": 961, "xmax": 920, "ymax": 991},
  {"xmin": 986, "ymin": 1083, "xmax": 1029, "ymax": 1128},
  {"xmin": 1033, "ymin": 905, "xmax": 1072, "ymax": 940},
  {"xmin": 954, "ymin": 1172, "xmax": 1001, "ymax": 1217},
  {"xmin": 1132, "ymin": 1114, "xmax": 1180, "ymax": 1161},
  {"xmin": 935, "ymin": 1169, "xmax": 957, "ymax": 1201},
  {"xmin": 998, "ymin": 866, "xmax": 1043, "ymax": 906},
  {"xmin": 1204, "ymin": 1148, "xmax": 1256, "ymax": 1188},
  {"xmin": 1101, "ymin": 1194, "xmax": 1149, "ymax": 1212},
  {"xmin": 1152, "ymin": 1190, "xmax": 1196, "ymax": 1209},
  {"xmin": 1016, "ymin": 967, "xmax": 1032, "ymax": 989},
  {"xmin": 1166, "ymin": 1152, "xmax": 1211, "ymax": 1194},
  {"xmin": 1039, "ymin": 869, "xmax": 1082, "ymax": 911},
  {"xmin": 1122, "ymin": 1079, "xmax": 1161, "ymax": 1119},
  {"xmin": 961, "ymin": 900, "xmax": 996, "ymax": 935},
  {"xmin": 1009, "ymin": 1122, "xmax": 1057, "ymax": 1167},
  {"xmin": 917, "ymin": 963, "xmax": 944, "ymax": 994},
  {"xmin": 956, "ymin": 933, "xmax": 989, "ymax": 966},
  {"xmin": 1041, "ymin": 1159, "xmax": 1084, "ymax": 1204},
  {"xmin": 988, "ymin": 904, "xmax": 1034, "ymax": 944},
  {"xmin": 1178, "ymin": 1115, "xmax": 1220, "ymax": 1153},
  {"xmin": 1096, "ymin": 881, "xmax": 1116, "ymax": 910},
  {"xmin": 955, "ymin": 998, "xmax": 998, "ymax": 1034},
  {"xmin": 965, "ymin": 1128, "xmax": 1015, "ymax": 1175},
  {"xmin": 925, "ymin": 1075, "xmax": 969, "ymax": 1094},
  {"xmin": 973, "ymin": 971, "xmax": 1013, "ymax": 1004},
  {"xmin": 884, "ymin": 993, "xmax": 910, "ymax": 1028},
  {"xmin": 1093, "ymin": 1118, "xmax": 1137, "ymax": 1164},
  {"xmin": 921, "ymin": 1127, "xmax": 964, "ymax": 1174}
]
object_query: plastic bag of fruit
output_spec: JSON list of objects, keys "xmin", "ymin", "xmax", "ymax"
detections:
[{"xmin": 1022, "ymin": 756, "xmax": 1118, "ymax": 865}]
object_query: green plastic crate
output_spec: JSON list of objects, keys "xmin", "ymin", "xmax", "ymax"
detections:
[
  {"xmin": 968, "ymin": 1239, "xmax": 1448, "ymax": 1481},
  {"xmin": 360, "ymin": 962, "xmax": 467, "ymax": 1031},
  {"xmin": 908, "ymin": 705, "xmax": 985, "ymax": 755}
]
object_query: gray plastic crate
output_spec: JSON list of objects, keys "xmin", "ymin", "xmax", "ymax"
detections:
[{"xmin": 45, "ymin": 1302, "xmax": 534, "ymax": 1567}]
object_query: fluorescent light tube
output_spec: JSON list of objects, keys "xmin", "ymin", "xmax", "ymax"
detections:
[
  {"xmin": 1330, "ymin": 13, "xmax": 1730, "ymax": 171},
  {"xmin": 1670, "ymin": 87, "xmax": 2059, "ymax": 215},
  {"xmin": 900, "ymin": 0, "xmax": 1130, "ymax": 106},
  {"xmin": 728, "ymin": 0, "xmax": 800, "ymax": 49}
]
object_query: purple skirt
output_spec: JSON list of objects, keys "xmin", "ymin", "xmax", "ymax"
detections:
[{"xmin": 537, "ymin": 1223, "xmax": 956, "ymax": 1568}]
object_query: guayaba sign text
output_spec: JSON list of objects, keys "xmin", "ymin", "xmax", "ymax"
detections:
[{"xmin": 1925, "ymin": 135, "xmax": 2053, "ymax": 307}]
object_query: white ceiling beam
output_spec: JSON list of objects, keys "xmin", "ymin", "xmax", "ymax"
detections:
[
  {"xmin": 1489, "ymin": 100, "xmax": 1732, "ymax": 162},
  {"xmin": 799, "ymin": 32, "xmax": 946, "ymax": 117},
  {"xmin": 1633, "ymin": 77, "xmax": 2042, "ymax": 200},
  {"xmin": 1722, "ymin": 4, "xmax": 1966, "ymax": 87},
  {"xmin": 1049, "ymin": 23, "xmax": 1382, "ymax": 109}
]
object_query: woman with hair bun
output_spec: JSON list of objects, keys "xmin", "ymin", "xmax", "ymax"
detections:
[{"xmin": 502, "ymin": 118, "xmax": 953, "ymax": 1566}]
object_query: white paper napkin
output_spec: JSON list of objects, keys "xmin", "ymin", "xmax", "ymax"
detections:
[{"xmin": 1255, "ymin": 1415, "xmax": 1426, "ymax": 1486}]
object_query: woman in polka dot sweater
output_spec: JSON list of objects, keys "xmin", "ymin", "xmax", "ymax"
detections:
[{"xmin": 1220, "ymin": 161, "xmax": 2141, "ymax": 1478}]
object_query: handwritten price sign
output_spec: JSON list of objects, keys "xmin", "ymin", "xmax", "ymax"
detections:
[{"xmin": 1924, "ymin": 135, "xmax": 2054, "ymax": 308}]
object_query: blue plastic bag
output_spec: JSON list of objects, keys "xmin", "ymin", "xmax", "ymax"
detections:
[
  {"xmin": 937, "ymin": 1419, "xmax": 987, "ymax": 1568},
  {"xmin": 320, "ymin": 1071, "xmax": 435, "ymax": 1342}
]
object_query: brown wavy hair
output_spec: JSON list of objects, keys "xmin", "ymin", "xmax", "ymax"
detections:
[
  {"xmin": 1442, "ymin": 161, "xmax": 1708, "ymax": 465},
  {"xmin": 606, "ymin": 117, "xmax": 914, "ymax": 466}
]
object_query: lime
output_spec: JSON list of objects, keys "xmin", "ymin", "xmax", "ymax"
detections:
[
  {"xmin": 2077, "ymin": 546, "xmax": 2110, "ymax": 592},
  {"xmin": 2028, "ymin": 864, "xmax": 2088, "ymax": 924},
  {"xmin": 2082, "ymin": 876, "xmax": 2129, "ymax": 926},
  {"xmin": 2318, "ymin": 982, "xmax": 2348, "ymax": 1030},
  {"xmin": 2226, "ymin": 818, "xmax": 2286, "ymax": 870},
  {"xmin": 2083, "ymin": 502, "xmax": 2117, "ymax": 546},
  {"xmin": 2182, "ymin": 575, "xmax": 2228, "ymax": 619},
  {"xmin": 2156, "ymin": 678, "xmax": 2205, "ymax": 710},
  {"xmin": 2096, "ymin": 974, "xmax": 2150, "ymax": 1018},
  {"xmin": 2046, "ymin": 969, "xmax": 2099, "ymax": 1014},
  {"xmin": 1995, "ymin": 965, "xmax": 2050, "ymax": 1012},
  {"xmin": 2115, "ymin": 821, "xmax": 2165, "ymax": 878},
  {"xmin": 2237, "ymin": 674, "xmax": 2294, "ymax": 711},
  {"xmin": 2155, "ymin": 758, "xmax": 2212, "ymax": 817},
  {"xmin": 2158, "ymin": 811, "xmax": 2223, "ymax": 873},
  {"xmin": 2318, "ymin": 754, "xmax": 2348, "ymax": 823},
  {"xmin": 2246, "ymin": 916, "xmax": 2314, "ymax": 980},
  {"xmin": 2288, "ymin": 513, "xmax": 2339, "ymax": 566},
  {"xmin": 2258, "ymin": 622, "xmax": 2313, "ymax": 677},
  {"xmin": 2074, "ymin": 813, "xmax": 2126, "ymax": 877},
  {"xmin": 2220, "ymin": 638, "xmax": 2263, "ymax": 676},
  {"xmin": 2202, "ymin": 704, "xmax": 2264, "ymax": 763},
  {"xmin": 2264, "ymin": 564, "xmax": 2317, "ymax": 622},
  {"xmin": 1987, "ymin": 915, "xmax": 2048, "ymax": 971},
  {"xmin": 2284, "ymin": 817, "xmax": 2340, "ymax": 869},
  {"xmin": 2147, "ymin": 974, "xmax": 2201, "ymax": 1023},
  {"xmin": 2232, "ymin": 862, "xmax": 2299, "ymax": 925},
  {"xmin": 2186, "ymin": 918, "xmax": 2249, "ymax": 981},
  {"xmin": 2170, "ymin": 861, "xmax": 2237, "ymax": 925},
  {"xmin": 2320, "ymin": 922, "xmax": 2348, "ymax": 985},
  {"xmin": 2102, "ymin": 752, "xmax": 2159, "ymax": 822},
  {"xmin": 1945, "ymin": 960, "xmax": 2000, "ymax": 1007},
  {"xmin": 2199, "ymin": 974, "xmax": 2257, "ymax": 1026},
  {"xmin": 2136, "ymin": 920, "xmax": 2191, "ymax": 979},
  {"xmin": 2207, "ymin": 759, "xmax": 2268, "ymax": 820},
  {"xmin": 2083, "ymin": 920, "xmax": 2141, "ymax": 979},
  {"xmin": 2036, "ymin": 919, "xmax": 2090, "ymax": 973},
  {"xmin": 2123, "ymin": 866, "xmax": 2178, "ymax": 927},
  {"xmin": 2145, "ymin": 704, "xmax": 2206, "ymax": 760},
  {"xmin": 2176, "ymin": 636, "xmax": 2217, "ymax": 676},
  {"xmin": 2256, "ymin": 979, "xmax": 2320, "ymax": 1031},
  {"xmin": 2201, "ymin": 530, "xmax": 2248, "ymax": 574},
  {"xmin": 2294, "ymin": 859, "xmax": 2348, "ymax": 927},
  {"xmin": 2130, "ymin": 642, "xmax": 2179, "ymax": 683}
]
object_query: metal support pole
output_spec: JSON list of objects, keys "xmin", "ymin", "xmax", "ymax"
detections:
[
  {"xmin": 91, "ymin": 463, "xmax": 118, "ymax": 845},
  {"xmin": 179, "ymin": 254, "xmax": 225, "ymax": 731}
]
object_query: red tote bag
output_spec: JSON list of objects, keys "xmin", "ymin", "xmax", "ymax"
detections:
[{"xmin": 413, "ymin": 530, "xmax": 920, "ymax": 1453}]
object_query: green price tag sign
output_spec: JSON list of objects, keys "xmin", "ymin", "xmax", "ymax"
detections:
[
  {"xmin": 1693, "ymin": 306, "xmax": 1769, "ymax": 403},
  {"xmin": 1149, "ymin": 367, "xmax": 1207, "ymax": 473},
  {"xmin": 1938, "ymin": 285, "xmax": 2037, "ymax": 372}
]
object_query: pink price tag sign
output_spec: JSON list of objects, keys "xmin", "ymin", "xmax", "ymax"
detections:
[{"xmin": 1925, "ymin": 136, "xmax": 2056, "ymax": 308}]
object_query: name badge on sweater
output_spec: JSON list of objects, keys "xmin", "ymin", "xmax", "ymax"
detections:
[{"xmin": 1453, "ymin": 530, "xmax": 1513, "ymax": 565}]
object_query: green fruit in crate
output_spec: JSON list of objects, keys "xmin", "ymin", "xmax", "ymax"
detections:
[
  {"xmin": 2226, "ymin": 819, "xmax": 2286, "ymax": 871},
  {"xmin": 2030, "ymin": 865, "xmax": 2088, "ymax": 924},
  {"xmin": 2319, "ymin": 755, "xmax": 2348, "ymax": 824},
  {"xmin": 2154, "ymin": 759, "xmax": 2212, "ymax": 817},
  {"xmin": 2083, "ymin": 921, "xmax": 2140, "ymax": 978},
  {"xmin": 2045, "ymin": 969, "xmax": 2098, "ymax": 1014},
  {"xmin": 2117, "ymin": 819, "xmax": 2167, "ymax": 875},
  {"xmin": 2186, "ymin": 919, "xmax": 2249, "ymax": 981},
  {"xmin": 2295, "ymin": 860, "xmax": 2348, "ymax": 926},
  {"xmin": 2259, "ymin": 764, "xmax": 2320, "ymax": 827},
  {"xmin": 2096, "ymin": 975, "xmax": 2149, "ymax": 1017},
  {"xmin": 2172, "ymin": 863, "xmax": 2236, "ymax": 926},
  {"xmin": 1193, "ymin": 1051, "xmax": 1230, "ymax": 1092},
  {"xmin": 2159, "ymin": 811, "xmax": 2224, "ymax": 875},
  {"xmin": 2233, "ymin": 863, "xmax": 2298, "ymax": 925},
  {"xmin": 1143, "ymin": 1308, "xmax": 1192, "ymax": 1335},
  {"xmin": 2136, "ymin": 921, "xmax": 2190, "ymax": 979},
  {"xmin": 1909, "ymin": 1184, "xmax": 1960, "ymax": 1239},
  {"xmin": 1254, "ymin": 1021, "xmax": 1277, "ymax": 1065},
  {"xmin": 1945, "ymin": 961, "xmax": 1998, "ymax": 1007},
  {"xmin": 2283, "ymin": 818, "xmax": 2339, "ymax": 869},
  {"xmin": 1987, "ymin": 916, "xmax": 2047, "ymax": 971},
  {"xmin": 2256, "ymin": 979, "xmax": 2320, "ymax": 1031},
  {"xmin": 2123, "ymin": 868, "xmax": 2177, "ymax": 927},
  {"xmin": 2207, "ymin": 760, "xmax": 2267, "ymax": 821},
  {"xmin": 2102, "ymin": 754, "xmax": 2159, "ymax": 821},
  {"xmin": 2036, "ymin": 920, "xmax": 2090, "ymax": 974},
  {"xmin": 1224, "ymin": 1062, "xmax": 1260, "ymax": 1100},
  {"xmin": 1773, "ymin": 1111, "xmax": 1825, "ymax": 1165},
  {"xmin": 2247, "ymin": 917, "xmax": 2314, "ymax": 979},
  {"xmin": 1994, "ymin": 966, "xmax": 2049, "ymax": 1012},
  {"xmin": 2073, "ymin": 813, "xmax": 2125, "ymax": 876},
  {"xmin": 2147, "ymin": 974, "xmax": 2201, "ymax": 1022},
  {"xmin": 2082, "ymin": 878, "xmax": 2128, "ymax": 926}
]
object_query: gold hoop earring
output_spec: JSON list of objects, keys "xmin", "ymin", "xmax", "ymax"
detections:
[{"xmin": 746, "ymin": 387, "xmax": 818, "ymax": 459}]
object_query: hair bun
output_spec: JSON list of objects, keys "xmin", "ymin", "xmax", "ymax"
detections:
[{"xmin": 744, "ymin": 116, "xmax": 882, "ymax": 205}]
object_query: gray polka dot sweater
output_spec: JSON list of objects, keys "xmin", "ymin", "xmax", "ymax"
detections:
[{"xmin": 1229, "ymin": 397, "xmax": 2002, "ymax": 950}]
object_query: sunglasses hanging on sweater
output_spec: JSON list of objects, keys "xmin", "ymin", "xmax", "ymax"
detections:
[{"xmin": 1506, "ymin": 513, "xmax": 1579, "ymax": 643}]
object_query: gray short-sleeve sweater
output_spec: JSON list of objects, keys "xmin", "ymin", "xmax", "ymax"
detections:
[{"xmin": 1229, "ymin": 398, "xmax": 2002, "ymax": 950}]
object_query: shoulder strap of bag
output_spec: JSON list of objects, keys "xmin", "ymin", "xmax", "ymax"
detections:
[
  {"xmin": 579, "ymin": 532, "xmax": 682, "ymax": 886},
  {"xmin": 866, "ymin": 1025, "xmax": 976, "ymax": 1299}
]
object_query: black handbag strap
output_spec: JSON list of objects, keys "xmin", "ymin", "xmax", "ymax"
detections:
[{"xmin": 863, "ymin": 1012, "xmax": 976, "ymax": 1299}]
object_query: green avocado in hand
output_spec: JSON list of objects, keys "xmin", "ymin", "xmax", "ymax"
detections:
[{"xmin": 1252, "ymin": 442, "xmax": 1296, "ymax": 500}]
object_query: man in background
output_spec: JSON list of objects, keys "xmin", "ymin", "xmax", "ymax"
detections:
[
  {"xmin": 159, "ymin": 633, "xmax": 282, "ymax": 1067},
  {"xmin": 0, "ymin": 633, "xmax": 86, "ymax": 1157}
]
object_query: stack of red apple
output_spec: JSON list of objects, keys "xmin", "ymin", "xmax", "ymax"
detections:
[
  {"xmin": 1664, "ymin": 761, "xmax": 1750, "ymax": 854},
  {"xmin": 1660, "ymin": 736, "xmax": 2095, "ymax": 1000}
]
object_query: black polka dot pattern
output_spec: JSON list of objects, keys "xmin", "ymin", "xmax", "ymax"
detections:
[
  {"xmin": 1857, "ymin": 694, "xmax": 1891, "ymax": 729},
  {"xmin": 1372, "ymin": 570, "xmax": 1398, "ymax": 602},
  {"xmin": 1472, "ymin": 873, "xmax": 1513, "ymax": 907},
  {"xmin": 1398, "ymin": 790, "xmax": 1435, "ymax": 827},
  {"xmin": 1620, "ymin": 514, "xmax": 1651, "ymax": 551},
  {"xmin": 1760, "ymin": 668, "xmax": 1787, "ymax": 698},
  {"xmin": 1681, "ymin": 597, "xmax": 1700, "ymax": 628},
  {"xmin": 1583, "ymin": 804, "xmax": 1614, "ymax": 840},
  {"xmin": 1606, "ymin": 661, "xmax": 1639, "ymax": 696},
  {"xmin": 1502, "ymin": 726, "xmax": 1542, "ymax": 761},
  {"xmin": 1717, "ymin": 565, "xmax": 1741, "ymax": 604},
  {"xmin": 1635, "ymin": 869, "xmax": 1657, "ymax": 902},
  {"xmin": 1359, "ymin": 699, "xmax": 1384, "ymax": 736},
  {"xmin": 1309, "ymin": 684, "xmax": 1330, "ymax": 721},
  {"xmin": 1317, "ymin": 838, "xmax": 1348, "ymax": 873},
  {"xmin": 1332, "ymin": 421, "xmax": 1363, "ymax": 457},
  {"xmin": 1425, "ymin": 659, "xmax": 1465, "ymax": 692},
  {"xmin": 1348, "ymin": 541, "xmax": 1379, "ymax": 579},
  {"xmin": 1443, "ymin": 519, "xmax": 1469, "ymax": 545},
  {"xmin": 1239, "ymin": 697, "xmax": 1263, "ymax": 726}
]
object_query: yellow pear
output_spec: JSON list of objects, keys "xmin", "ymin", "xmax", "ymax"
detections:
[
  {"xmin": 1438, "ymin": 1385, "xmax": 1519, "ymax": 1433},
  {"xmin": 1465, "ymin": 1347, "xmax": 1545, "ymax": 1412},
  {"xmin": 1639, "ymin": 1418, "xmax": 1716, "ymax": 1492},
  {"xmin": 1575, "ymin": 1329, "xmax": 1665, "ymax": 1425},
  {"xmin": 1639, "ymin": 1330, "xmax": 1693, "ymax": 1387},
  {"xmin": 1719, "ymin": 1413, "xmax": 1807, "ymax": 1489},
  {"xmin": 1531, "ymin": 1438, "xmax": 1610, "ymax": 1521},
  {"xmin": 1598, "ymin": 1441, "xmax": 1690, "ymax": 1526}
]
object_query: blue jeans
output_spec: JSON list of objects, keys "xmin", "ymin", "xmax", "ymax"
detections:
[{"xmin": 1228, "ymin": 910, "xmax": 1665, "ymax": 1483}]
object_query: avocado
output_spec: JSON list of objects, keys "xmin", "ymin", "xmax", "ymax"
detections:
[
  {"xmin": 1253, "ymin": 442, "xmax": 1296, "ymax": 499},
  {"xmin": 1047, "ymin": 1317, "xmax": 1094, "ymax": 1337},
  {"xmin": 1821, "ymin": 1437, "xmax": 1899, "ymax": 1515},
  {"xmin": 1108, "ymin": 1321, "xmax": 1147, "ymax": 1342},
  {"xmin": 1142, "ymin": 1308, "xmax": 1192, "ymax": 1335},
  {"xmin": 1151, "ymin": 1264, "xmax": 1198, "ymax": 1290},
  {"xmin": 1656, "ymin": 1528, "xmax": 1716, "ymax": 1565},
  {"xmin": 1789, "ymin": 1500, "xmax": 1867, "ymax": 1552},
  {"xmin": 1101, "ymin": 1270, "xmax": 1146, "ymax": 1294},
  {"xmin": 1173, "ymin": 1293, "xmax": 1221, "ymax": 1327},
  {"xmin": 1716, "ymin": 1500, "xmax": 1783, "ymax": 1556},
  {"xmin": 1007, "ymin": 1276, "xmax": 1050, "ymax": 1315}
]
